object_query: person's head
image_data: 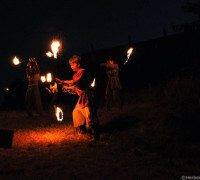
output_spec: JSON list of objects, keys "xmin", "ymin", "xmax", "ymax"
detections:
[
  {"xmin": 28, "ymin": 57, "xmax": 36, "ymax": 66},
  {"xmin": 69, "ymin": 55, "xmax": 82, "ymax": 72},
  {"xmin": 107, "ymin": 59, "xmax": 114, "ymax": 65},
  {"xmin": 29, "ymin": 57, "xmax": 35, "ymax": 61},
  {"xmin": 26, "ymin": 57, "xmax": 40, "ymax": 75},
  {"xmin": 28, "ymin": 57, "xmax": 36, "ymax": 64}
]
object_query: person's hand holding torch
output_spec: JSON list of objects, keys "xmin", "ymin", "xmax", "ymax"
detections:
[
  {"xmin": 55, "ymin": 78, "xmax": 73, "ymax": 86},
  {"xmin": 62, "ymin": 84, "xmax": 76, "ymax": 94},
  {"xmin": 54, "ymin": 78, "xmax": 63, "ymax": 84}
]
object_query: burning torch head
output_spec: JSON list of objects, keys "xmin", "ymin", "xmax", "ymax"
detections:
[{"xmin": 51, "ymin": 40, "xmax": 61, "ymax": 59}]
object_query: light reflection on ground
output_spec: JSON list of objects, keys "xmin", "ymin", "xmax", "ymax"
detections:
[{"xmin": 13, "ymin": 126, "xmax": 92, "ymax": 148}]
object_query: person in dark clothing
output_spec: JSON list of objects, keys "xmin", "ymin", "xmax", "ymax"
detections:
[
  {"xmin": 55, "ymin": 55, "xmax": 100, "ymax": 140},
  {"xmin": 26, "ymin": 57, "xmax": 44, "ymax": 117},
  {"xmin": 100, "ymin": 59, "xmax": 122, "ymax": 111}
]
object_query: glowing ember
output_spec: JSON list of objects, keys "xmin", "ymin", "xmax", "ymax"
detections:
[
  {"xmin": 13, "ymin": 56, "xmax": 20, "ymax": 65},
  {"xmin": 91, "ymin": 78, "xmax": 96, "ymax": 87},
  {"xmin": 124, "ymin": 47, "xmax": 134, "ymax": 65},
  {"xmin": 56, "ymin": 106, "xmax": 63, "ymax": 121},
  {"xmin": 46, "ymin": 51, "xmax": 53, "ymax": 58},
  {"xmin": 46, "ymin": 73, "xmax": 52, "ymax": 83},
  {"xmin": 51, "ymin": 41, "xmax": 60, "ymax": 59},
  {"xmin": 41, "ymin": 76, "xmax": 46, "ymax": 83}
]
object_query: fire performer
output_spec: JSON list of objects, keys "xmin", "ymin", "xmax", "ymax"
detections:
[
  {"xmin": 26, "ymin": 57, "xmax": 44, "ymax": 117},
  {"xmin": 100, "ymin": 59, "xmax": 122, "ymax": 111},
  {"xmin": 55, "ymin": 55, "xmax": 100, "ymax": 140}
]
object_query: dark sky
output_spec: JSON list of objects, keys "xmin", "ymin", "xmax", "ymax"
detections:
[{"xmin": 0, "ymin": 0, "xmax": 199, "ymax": 103}]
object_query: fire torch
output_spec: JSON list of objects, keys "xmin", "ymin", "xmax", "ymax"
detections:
[
  {"xmin": 12, "ymin": 56, "xmax": 27, "ymax": 65},
  {"xmin": 46, "ymin": 40, "xmax": 61, "ymax": 77},
  {"xmin": 124, "ymin": 47, "xmax": 134, "ymax": 65}
]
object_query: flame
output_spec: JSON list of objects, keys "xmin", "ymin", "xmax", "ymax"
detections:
[
  {"xmin": 41, "ymin": 76, "xmax": 46, "ymax": 83},
  {"xmin": 124, "ymin": 47, "xmax": 134, "ymax": 65},
  {"xmin": 127, "ymin": 48, "xmax": 134, "ymax": 58},
  {"xmin": 13, "ymin": 56, "xmax": 20, "ymax": 65},
  {"xmin": 51, "ymin": 41, "xmax": 60, "ymax": 59},
  {"xmin": 50, "ymin": 82, "xmax": 57, "ymax": 89},
  {"xmin": 91, "ymin": 78, "xmax": 96, "ymax": 87},
  {"xmin": 46, "ymin": 51, "xmax": 53, "ymax": 58},
  {"xmin": 50, "ymin": 82, "xmax": 58, "ymax": 93},
  {"xmin": 46, "ymin": 73, "xmax": 52, "ymax": 83},
  {"xmin": 56, "ymin": 106, "xmax": 63, "ymax": 121}
]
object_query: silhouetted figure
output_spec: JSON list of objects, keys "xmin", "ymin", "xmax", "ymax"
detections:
[
  {"xmin": 100, "ymin": 59, "xmax": 122, "ymax": 111},
  {"xmin": 26, "ymin": 57, "xmax": 44, "ymax": 117},
  {"xmin": 55, "ymin": 55, "xmax": 100, "ymax": 140}
]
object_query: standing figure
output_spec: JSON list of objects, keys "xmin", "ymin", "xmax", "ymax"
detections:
[
  {"xmin": 100, "ymin": 59, "xmax": 122, "ymax": 111},
  {"xmin": 26, "ymin": 57, "xmax": 44, "ymax": 117},
  {"xmin": 55, "ymin": 55, "xmax": 100, "ymax": 140}
]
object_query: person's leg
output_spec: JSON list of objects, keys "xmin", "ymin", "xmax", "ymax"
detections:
[
  {"xmin": 33, "ymin": 86, "xmax": 44, "ymax": 116},
  {"xmin": 113, "ymin": 88, "xmax": 122, "ymax": 109},
  {"xmin": 72, "ymin": 107, "xmax": 86, "ymax": 133},
  {"xmin": 81, "ymin": 106, "xmax": 100, "ymax": 140},
  {"xmin": 25, "ymin": 86, "xmax": 33, "ymax": 116},
  {"xmin": 105, "ymin": 87, "xmax": 112, "ymax": 111}
]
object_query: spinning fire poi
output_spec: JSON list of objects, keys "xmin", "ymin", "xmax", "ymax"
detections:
[
  {"xmin": 91, "ymin": 78, "xmax": 96, "ymax": 88},
  {"xmin": 40, "ymin": 73, "xmax": 53, "ymax": 83},
  {"xmin": 46, "ymin": 40, "xmax": 61, "ymax": 59},
  {"xmin": 45, "ymin": 40, "xmax": 62, "ymax": 87},
  {"xmin": 41, "ymin": 72, "xmax": 62, "ymax": 121},
  {"xmin": 45, "ymin": 40, "xmax": 63, "ymax": 121},
  {"xmin": 12, "ymin": 56, "xmax": 27, "ymax": 65},
  {"xmin": 47, "ymin": 73, "xmax": 52, "ymax": 83},
  {"xmin": 12, "ymin": 56, "xmax": 20, "ymax": 65},
  {"xmin": 56, "ymin": 106, "xmax": 63, "ymax": 121},
  {"xmin": 40, "ymin": 75, "xmax": 46, "ymax": 83},
  {"xmin": 124, "ymin": 47, "xmax": 134, "ymax": 65}
]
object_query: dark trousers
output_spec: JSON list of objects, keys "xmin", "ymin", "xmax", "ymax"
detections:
[
  {"xmin": 106, "ymin": 88, "xmax": 121, "ymax": 109},
  {"xmin": 26, "ymin": 85, "xmax": 44, "ymax": 116}
]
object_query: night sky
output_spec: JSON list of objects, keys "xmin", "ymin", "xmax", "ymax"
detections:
[{"xmin": 0, "ymin": 0, "xmax": 199, "ymax": 103}]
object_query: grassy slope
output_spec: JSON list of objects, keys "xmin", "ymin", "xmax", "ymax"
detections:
[{"xmin": 0, "ymin": 103, "xmax": 199, "ymax": 180}]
